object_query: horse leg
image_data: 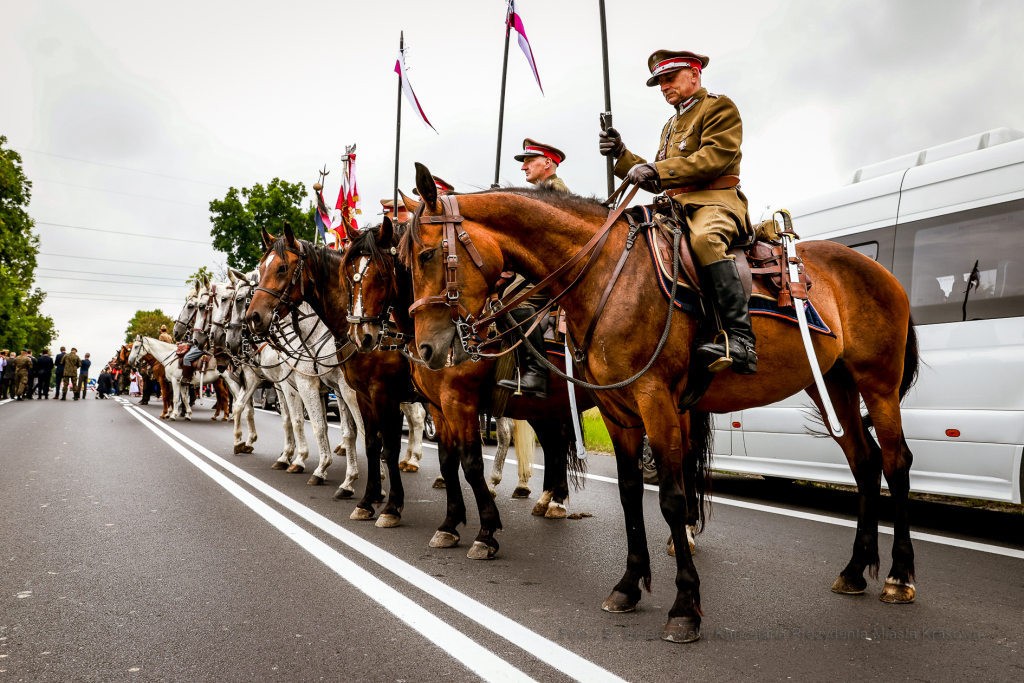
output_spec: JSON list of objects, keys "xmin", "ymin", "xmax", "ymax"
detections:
[
  {"xmin": 333, "ymin": 399, "xmax": 360, "ymax": 499},
  {"xmin": 601, "ymin": 422, "xmax": 650, "ymax": 614},
  {"xmin": 454, "ymin": 417, "xmax": 503, "ymax": 560},
  {"xmin": 804, "ymin": 366, "xmax": 883, "ymax": 596},
  {"xmin": 399, "ymin": 402, "xmax": 426, "ymax": 472},
  {"xmin": 669, "ymin": 412, "xmax": 702, "ymax": 557},
  {"xmin": 271, "ymin": 385, "xmax": 296, "ymax": 470},
  {"xmin": 298, "ymin": 378, "xmax": 332, "ymax": 486},
  {"xmin": 487, "ymin": 417, "xmax": 511, "ymax": 499},
  {"xmin": 352, "ymin": 403, "xmax": 385, "ymax": 520},
  {"xmin": 282, "ymin": 384, "xmax": 310, "ymax": 474},
  {"xmin": 533, "ymin": 419, "xmax": 570, "ymax": 519},
  {"xmin": 429, "ymin": 412, "xmax": 466, "ymax": 548},
  {"xmin": 375, "ymin": 403, "xmax": 406, "ymax": 528},
  {"xmin": 168, "ymin": 379, "xmax": 180, "ymax": 421}
]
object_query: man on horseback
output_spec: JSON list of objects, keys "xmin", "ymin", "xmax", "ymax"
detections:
[
  {"xmin": 599, "ymin": 50, "xmax": 757, "ymax": 374},
  {"xmin": 515, "ymin": 138, "xmax": 569, "ymax": 193}
]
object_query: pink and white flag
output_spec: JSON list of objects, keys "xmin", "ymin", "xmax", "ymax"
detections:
[
  {"xmin": 507, "ymin": 2, "xmax": 543, "ymax": 95},
  {"xmin": 394, "ymin": 51, "xmax": 437, "ymax": 133}
]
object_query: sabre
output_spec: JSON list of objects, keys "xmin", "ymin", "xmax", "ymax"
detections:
[
  {"xmin": 564, "ymin": 336, "xmax": 587, "ymax": 460},
  {"xmin": 776, "ymin": 209, "xmax": 845, "ymax": 438}
]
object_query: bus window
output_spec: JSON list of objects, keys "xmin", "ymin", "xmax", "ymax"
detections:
[
  {"xmin": 850, "ymin": 242, "xmax": 879, "ymax": 261},
  {"xmin": 894, "ymin": 199, "xmax": 1024, "ymax": 324},
  {"xmin": 829, "ymin": 226, "xmax": 895, "ymax": 272}
]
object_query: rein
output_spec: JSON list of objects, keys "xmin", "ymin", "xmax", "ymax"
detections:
[{"xmin": 345, "ymin": 242, "xmax": 414, "ymax": 353}]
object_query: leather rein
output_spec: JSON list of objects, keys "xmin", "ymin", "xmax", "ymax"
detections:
[{"xmin": 344, "ymin": 245, "xmax": 414, "ymax": 352}]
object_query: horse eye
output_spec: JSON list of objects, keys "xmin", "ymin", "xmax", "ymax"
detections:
[{"xmin": 419, "ymin": 250, "xmax": 435, "ymax": 264}]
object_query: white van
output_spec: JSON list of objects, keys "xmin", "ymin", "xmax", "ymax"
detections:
[{"xmin": 712, "ymin": 128, "xmax": 1024, "ymax": 504}]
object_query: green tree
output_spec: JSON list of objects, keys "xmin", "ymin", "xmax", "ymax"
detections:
[
  {"xmin": 124, "ymin": 309, "xmax": 174, "ymax": 343},
  {"xmin": 187, "ymin": 266, "xmax": 213, "ymax": 286},
  {"xmin": 209, "ymin": 178, "xmax": 317, "ymax": 272},
  {"xmin": 0, "ymin": 136, "xmax": 56, "ymax": 351}
]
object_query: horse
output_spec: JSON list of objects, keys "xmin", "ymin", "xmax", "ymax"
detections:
[
  {"xmin": 127, "ymin": 335, "xmax": 231, "ymax": 421},
  {"xmin": 401, "ymin": 163, "xmax": 920, "ymax": 643},
  {"xmin": 116, "ymin": 344, "xmax": 173, "ymax": 418}
]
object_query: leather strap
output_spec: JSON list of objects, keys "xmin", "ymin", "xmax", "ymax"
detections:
[
  {"xmin": 665, "ymin": 175, "xmax": 740, "ymax": 198},
  {"xmin": 578, "ymin": 217, "xmax": 642, "ymax": 360}
]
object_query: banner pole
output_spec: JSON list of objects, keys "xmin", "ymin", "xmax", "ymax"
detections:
[
  {"xmin": 394, "ymin": 31, "xmax": 404, "ymax": 214},
  {"xmin": 492, "ymin": 6, "xmax": 512, "ymax": 188},
  {"xmin": 598, "ymin": 0, "xmax": 614, "ymax": 197}
]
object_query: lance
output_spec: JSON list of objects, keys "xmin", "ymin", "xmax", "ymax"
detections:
[
  {"xmin": 394, "ymin": 32, "xmax": 404, "ymax": 214},
  {"xmin": 598, "ymin": 0, "xmax": 614, "ymax": 197},
  {"xmin": 492, "ymin": 2, "xmax": 512, "ymax": 188}
]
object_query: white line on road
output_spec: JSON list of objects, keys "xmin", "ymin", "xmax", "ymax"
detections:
[
  {"xmin": 129, "ymin": 405, "xmax": 630, "ymax": 683},
  {"xmin": 0, "ymin": 399, "xmax": 14, "ymax": 406},
  {"xmin": 120, "ymin": 403, "xmax": 542, "ymax": 683}
]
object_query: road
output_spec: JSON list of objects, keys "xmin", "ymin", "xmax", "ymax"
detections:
[{"xmin": 1, "ymin": 395, "xmax": 1022, "ymax": 682}]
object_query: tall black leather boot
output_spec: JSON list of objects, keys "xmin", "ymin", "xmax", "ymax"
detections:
[
  {"xmin": 496, "ymin": 307, "xmax": 550, "ymax": 400},
  {"xmin": 695, "ymin": 258, "xmax": 758, "ymax": 375}
]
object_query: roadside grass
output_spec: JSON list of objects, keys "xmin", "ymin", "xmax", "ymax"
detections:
[{"xmin": 582, "ymin": 408, "xmax": 613, "ymax": 453}]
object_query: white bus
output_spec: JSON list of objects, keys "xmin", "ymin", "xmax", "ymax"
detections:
[{"xmin": 712, "ymin": 128, "xmax": 1024, "ymax": 504}]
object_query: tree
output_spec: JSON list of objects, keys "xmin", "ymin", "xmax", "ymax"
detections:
[
  {"xmin": 0, "ymin": 136, "xmax": 56, "ymax": 351},
  {"xmin": 209, "ymin": 178, "xmax": 317, "ymax": 272},
  {"xmin": 124, "ymin": 309, "xmax": 174, "ymax": 343},
  {"xmin": 186, "ymin": 266, "xmax": 213, "ymax": 286}
]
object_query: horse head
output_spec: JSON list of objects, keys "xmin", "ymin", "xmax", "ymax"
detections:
[
  {"xmin": 246, "ymin": 222, "xmax": 313, "ymax": 335},
  {"xmin": 225, "ymin": 268, "xmax": 255, "ymax": 354},
  {"xmin": 173, "ymin": 279, "xmax": 202, "ymax": 341},
  {"xmin": 207, "ymin": 278, "xmax": 236, "ymax": 349},
  {"xmin": 127, "ymin": 335, "xmax": 144, "ymax": 366},
  {"xmin": 342, "ymin": 217, "xmax": 405, "ymax": 352}
]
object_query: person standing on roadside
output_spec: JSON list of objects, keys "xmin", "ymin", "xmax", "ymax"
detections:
[
  {"xmin": 35, "ymin": 349, "xmax": 54, "ymax": 399},
  {"xmin": 0, "ymin": 350, "xmax": 11, "ymax": 399},
  {"xmin": 22, "ymin": 349, "xmax": 37, "ymax": 399},
  {"xmin": 77, "ymin": 353, "xmax": 92, "ymax": 399},
  {"xmin": 96, "ymin": 366, "xmax": 113, "ymax": 398},
  {"xmin": 62, "ymin": 348, "xmax": 81, "ymax": 400},
  {"xmin": 11, "ymin": 349, "xmax": 33, "ymax": 401},
  {"xmin": 53, "ymin": 347, "xmax": 67, "ymax": 398}
]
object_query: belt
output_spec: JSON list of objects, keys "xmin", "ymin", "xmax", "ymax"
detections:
[{"xmin": 665, "ymin": 175, "xmax": 740, "ymax": 198}]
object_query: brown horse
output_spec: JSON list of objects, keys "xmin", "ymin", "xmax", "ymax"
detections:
[{"xmin": 402, "ymin": 163, "xmax": 919, "ymax": 643}]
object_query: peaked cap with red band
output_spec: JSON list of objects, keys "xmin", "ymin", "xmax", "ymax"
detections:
[
  {"xmin": 646, "ymin": 50, "xmax": 710, "ymax": 87},
  {"xmin": 513, "ymin": 138, "xmax": 566, "ymax": 165}
]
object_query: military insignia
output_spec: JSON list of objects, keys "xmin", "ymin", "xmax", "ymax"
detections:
[{"xmin": 678, "ymin": 138, "xmax": 687, "ymax": 151}]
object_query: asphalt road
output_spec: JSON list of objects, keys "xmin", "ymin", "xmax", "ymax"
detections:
[{"xmin": 1, "ymin": 394, "xmax": 1022, "ymax": 682}]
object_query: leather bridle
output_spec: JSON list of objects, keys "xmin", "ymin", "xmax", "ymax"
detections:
[
  {"xmin": 344, "ymin": 242, "xmax": 413, "ymax": 352},
  {"xmin": 255, "ymin": 241, "xmax": 311, "ymax": 320}
]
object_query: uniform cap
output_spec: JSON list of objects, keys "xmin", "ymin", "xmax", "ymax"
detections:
[
  {"xmin": 514, "ymin": 138, "xmax": 565, "ymax": 165},
  {"xmin": 380, "ymin": 197, "xmax": 410, "ymax": 217},
  {"xmin": 413, "ymin": 175, "xmax": 456, "ymax": 196},
  {"xmin": 646, "ymin": 50, "xmax": 709, "ymax": 87}
]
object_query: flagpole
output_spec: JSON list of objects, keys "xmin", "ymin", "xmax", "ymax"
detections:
[
  {"xmin": 492, "ymin": 4, "xmax": 512, "ymax": 188},
  {"xmin": 598, "ymin": 0, "xmax": 614, "ymax": 197},
  {"xmin": 394, "ymin": 31, "xmax": 404, "ymax": 214}
]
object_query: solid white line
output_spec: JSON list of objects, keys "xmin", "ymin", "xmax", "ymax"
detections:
[
  {"xmin": 130, "ymin": 406, "xmax": 630, "ymax": 683},
  {"xmin": 120, "ymin": 404, "xmax": 539, "ymax": 683},
  {"xmin": 0, "ymin": 399, "xmax": 14, "ymax": 406}
]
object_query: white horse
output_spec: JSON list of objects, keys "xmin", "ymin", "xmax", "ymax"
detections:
[{"xmin": 128, "ymin": 335, "xmax": 229, "ymax": 422}]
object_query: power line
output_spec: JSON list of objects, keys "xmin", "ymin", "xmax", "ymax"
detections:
[
  {"xmin": 35, "ymin": 221, "xmax": 211, "ymax": 245},
  {"xmin": 43, "ymin": 289, "xmax": 184, "ymax": 300},
  {"xmin": 46, "ymin": 295, "xmax": 183, "ymax": 304},
  {"xmin": 36, "ymin": 267, "xmax": 188, "ymax": 282},
  {"xmin": 36, "ymin": 275, "xmax": 188, "ymax": 288},
  {"xmin": 30, "ymin": 177, "xmax": 211, "ymax": 208},
  {"xmin": 13, "ymin": 147, "xmax": 232, "ymax": 188},
  {"xmin": 39, "ymin": 252, "xmax": 201, "ymax": 269}
]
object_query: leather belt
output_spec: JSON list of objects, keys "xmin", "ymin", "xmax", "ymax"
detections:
[{"xmin": 665, "ymin": 175, "xmax": 740, "ymax": 198}]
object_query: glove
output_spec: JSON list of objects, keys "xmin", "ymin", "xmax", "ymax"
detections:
[
  {"xmin": 626, "ymin": 162, "xmax": 661, "ymax": 191},
  {"xmin": 598, "ymin": 127, "xmax": 625, "ymax": 158}
]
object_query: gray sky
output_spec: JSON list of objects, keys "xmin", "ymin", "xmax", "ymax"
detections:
[{"xmin": 3, "ymin": 0, "xmax": 1022, "ymax": 364}]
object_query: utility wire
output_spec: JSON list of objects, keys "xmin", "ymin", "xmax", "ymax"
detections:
[
  {"xmin": 39, "ymin": 252, "xmax": 201, "ymax": 269},
  {"xmin": 44, "ymin": 290, "xmax": 184, "ymax": 302},
  {"xmin": 36, "ymin": 267, "xmax": 188, "ymax": 282},
  {"xmin": 46, "ymin": 296, "xmax": 184, "ymax": 305},
  {"xmin": 36, "ymin": 275, "xmax": 188, "ymax": 288},
  {"xmin": 30, "ymin": 177, "xmax": 210, "ymax": 208},
  {"xmin": 13, "ymin": 147, "xmax": 232, "ymax": 188},
  {"xmin": 35, "ymin": 221, "xmax": 211, "ymax": 245}
]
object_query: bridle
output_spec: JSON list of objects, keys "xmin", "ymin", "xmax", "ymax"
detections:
[
  {"xmin": 193, "ymin": 287, "xmax": 215, "ymax": 341},
  {"xmin": 175, "ymin": 292, "xmax": 200, "ymax": 338},
  {"xmin": 255, "ymin": 241, "xmax": 311, "ymax": 320},
  {"xmin": 207, "ymin": 282, "xmax": 236, "ymax": 343},
  {"xmin": 344, "ymin": 241, "xmax": 413, "ymax": 352}
]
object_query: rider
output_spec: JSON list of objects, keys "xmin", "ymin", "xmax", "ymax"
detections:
[
  {"xmin": 599, "ymin": 50, "xmax": 757, "ymax": 374},
  {"xmin": 494, "ymin": 139, "xmax": 571, "ymax": 400}
]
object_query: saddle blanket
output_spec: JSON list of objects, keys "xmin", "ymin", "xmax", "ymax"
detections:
[{"xmin": 645, "ymin": 228, "xmax": 835, "ymax": 338}]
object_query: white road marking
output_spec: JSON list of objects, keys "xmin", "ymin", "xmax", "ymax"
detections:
[
  {"xmin": 0, "ymin": 399, "xmax": 14, "ymax": 407},
  {"xmin": 128, "ymin": 405, "xmax": 630, "ymax": 683},
  {"xmin": 121, "ymin": 404, "xmax": 542, "ymax": 683},
  {"xmin": 249, "ymin": 405, "xmax": 1024, "ymax": 560}
]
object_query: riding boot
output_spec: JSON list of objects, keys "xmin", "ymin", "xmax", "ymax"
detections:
[
  {"xmin": 181, "ymin": 364, "xmax": 195, "ymax": 385},
  {"xmin": 496, "ymin": 307, "xmax": 550, "ymax": 400},
  {"xmin": 695, "ymin": 258, "xmax": 758, "ymax": 375}
]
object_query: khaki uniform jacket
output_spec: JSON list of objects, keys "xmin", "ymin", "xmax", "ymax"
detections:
[
  {"xmin": 62, "ymin": 352, "xmax": 81, "ymax": 378},
  {"xmin": 614, "ymin": 87, "xmax": 751, "ymax": 234},
  {"xmin": 540, "ymin": 175, "xmax": 569, "ymax": 193},
  {"xmin": 11, "ymin": 355, "xmax": 33, "ymax": 375},
  {"xmin": 159, "ymin": 333, "xmax": 174, "ymax": 343}
]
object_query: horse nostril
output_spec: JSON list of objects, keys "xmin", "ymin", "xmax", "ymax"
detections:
[
  {"xmin": 249, "ymin": 311, "xmax": 261, "ymax": 327},
  {"xmin": 361, "ymin": 334, "xmax": 374, "ymax": 349},
  {"xmin": 419, "ymin": 344, "xmax": 433, "ymax": 362}
]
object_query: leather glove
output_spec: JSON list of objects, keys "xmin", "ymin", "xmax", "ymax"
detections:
[
  {"xmin": 598, "ymin": 127, "xmax": 625, "ymax": 158},
  {"xmin": 626, "ymin": 162, "xmax": 661, "ymax": 191}
]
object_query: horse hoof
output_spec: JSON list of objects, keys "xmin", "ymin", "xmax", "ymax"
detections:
[
  {"xmin": 242, "ymin": 445, "xmax": 254, "ymax": 454},
  {"xmin": 184, "ymin": 416, "xmax": 191, "ymax": 421},
  {"xmin": 350, "ymin": 507, "xmax": 375, "ymax": 521},
  {"xmin": 405, "ymin": 463, "xmax": 419, "ymax": 473},
  {"xmin": 511, "ymin": 486, "xmax": 531, "ymax": 499},
  {"xmin": 233, "ymin": 443, "xmax": 245, "ymax": 454},
  {"xmin": 467, "ymin": 541, "xmax": 497, "ymax": 560},
  {"xmin": 686, "ymin": 525, "xmax": 696, "ymax": 554},
  {"xmin": 531, "ymin": 500, "xmax": 549, "ymax": 516},
  {"xmin": 545, "ymin": 502, "xmax": 567, "ymax": 519},
  {"xmin": 333, "ymin": 445, "xmax": 344, "ymax": 455},
  {"xmin": 375, "ymin": 514, "xmax": 401, "ymax": 528},
  {"xmin": 271, "ymin": 461, "xmax": 289, "ymax": 471},
  {"xmin": 432, "ymin": 477, "xmax": 446, "ymax": 489},
  {"xmin": 880, "ymin": 579, "xmax": 915, "ymax": 604},
  {"xmin": 667, "ymin": 538, "xmax": 675, "ymax": 556},
  {"xmin": 488, "ymin": 487, "xmax": 497, "ymax": 500},
  {"xmin": 285, "ymin": 463, "xmax": 304, "ymax": 474},
  {"xmin": 428, "ymin": 531, "xmax": 460, "ymax": 548},
  {"xmin": 221, "ymin": 416, "xmax": 230, "ymax": 421},
  {"xmin": 333, "ymin": 487, "xmax": 354, "ymax": 500},
  {"xmin": 830, "ymin": 575, "xmax": 867, "ymax": 595},
  {"xmin": 661, "ymin": 617, "xmax": 701, "ymax": 644},
  {"xmin": 601, "ymin": 590, "xmax": 639, "ymax": 613},
  {"xmin": 169, "ymin": 416, "xmax": 176, "ymax": 421},
  {"xmin": 210, "ymin": 415, "xmax": 218, "ymax": 421},
  {"xmin": 398, "ymin": 461, "xmax": 408, "ymax": 471},
  {"xmin": 307, "ymin": 475, "xmax": 325, "ymax": 486}
]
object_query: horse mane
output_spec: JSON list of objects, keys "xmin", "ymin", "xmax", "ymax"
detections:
[
  {"xmin": 268, "ymin": 236, "xmax": 343, "ymax": 290},
  {"xmin": 344, "ymin": 222, "xmax": 400, "ymax": 297},
  {"xmin": 398, "ymin": 186, "xmax": 610, "ymax": 267}
]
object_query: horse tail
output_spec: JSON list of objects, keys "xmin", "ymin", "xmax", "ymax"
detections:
[
  {"xmin": 688, "ymin": 410, "xmax": 715, "ymax": 533},
  {"xmin": 513, "ymin": 419, "xmax": 535, "ymax": 483},
  {"xmin": 899, "ymin": 313, "xmax": 920, "ymax": 403},
  {"xmin": 566, "ymin": 416, "xmax": 588, "ymax": 492}
]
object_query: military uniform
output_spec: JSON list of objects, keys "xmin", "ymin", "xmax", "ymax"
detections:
[
  {"xmin": 11, "ymin": 353, "xmax": 33, "ymax": 401},
  {"xmin": 62, "ymin": 352, "xmax": 81, "ymax": 399}
]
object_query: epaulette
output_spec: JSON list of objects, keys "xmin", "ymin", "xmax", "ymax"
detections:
[{"xmin": 707, "ymin": 92, "xmax": 722, "ymax": 99}]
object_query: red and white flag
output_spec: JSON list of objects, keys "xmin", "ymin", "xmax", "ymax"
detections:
[
  {"xmin": 508, "ymin": 2, "xmax": 543, "ymax": 95},
  {"xmin": 394, "ymin": 51, "xmax": 437, "ymax": 133}
]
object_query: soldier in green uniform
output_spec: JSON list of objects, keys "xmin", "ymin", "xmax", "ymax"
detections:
[
  {"xmin": 599, "ymin": 49, "xmax": 757, "ymax": 374},
  {"xmin": 515, "ymin": 138, "xmax": 569, "ymax": 192},
  {"xmin": 11, "ymin": 349, "xmax": 33, "ymax": 401},
  {"xmin": 61, "ymin": 348, "xmax": 81, "ymax": 400}
]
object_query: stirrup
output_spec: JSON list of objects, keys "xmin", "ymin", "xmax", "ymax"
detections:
[
  {"xmin": 514, "ymin": 369, "xmax": 523, "ymax": 397},
  {"xmin": 706, "ymin": 329, "xmax": 733, "ymax": 373}
]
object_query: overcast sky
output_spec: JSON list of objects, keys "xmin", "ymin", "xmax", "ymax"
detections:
[{"xmin": 3, "ymin": 0, "xmax": 1023, "ymax": 365}]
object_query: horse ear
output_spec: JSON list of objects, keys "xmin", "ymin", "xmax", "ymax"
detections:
[
  {"xmin": 414, "ymin": 162, "xmax": 438, "ymax": 211},
  {"xmin": 399, "ymin": 191, "xmax": 421, "ymax": 217},
  {"xmin": 261, "ymin": 227, "xmax": 275, "ymax": 250},
  {"xmin": 283, "ymin": 220, "xmax": 296, "ymax": 247},
  {"xmin": 344, "ymin": 218, "xmax": 360, "ymax": 244},
  {"xmin": 228, "ymin": 268, "xmax": 245, "ymax": 284},
  {"xmin": 202, "ymin": 273, "xmax": 210, "ymax": 289},
  {"xmin": 377, "ymin": 216, "xmax": 394, "ymax": 246}
]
